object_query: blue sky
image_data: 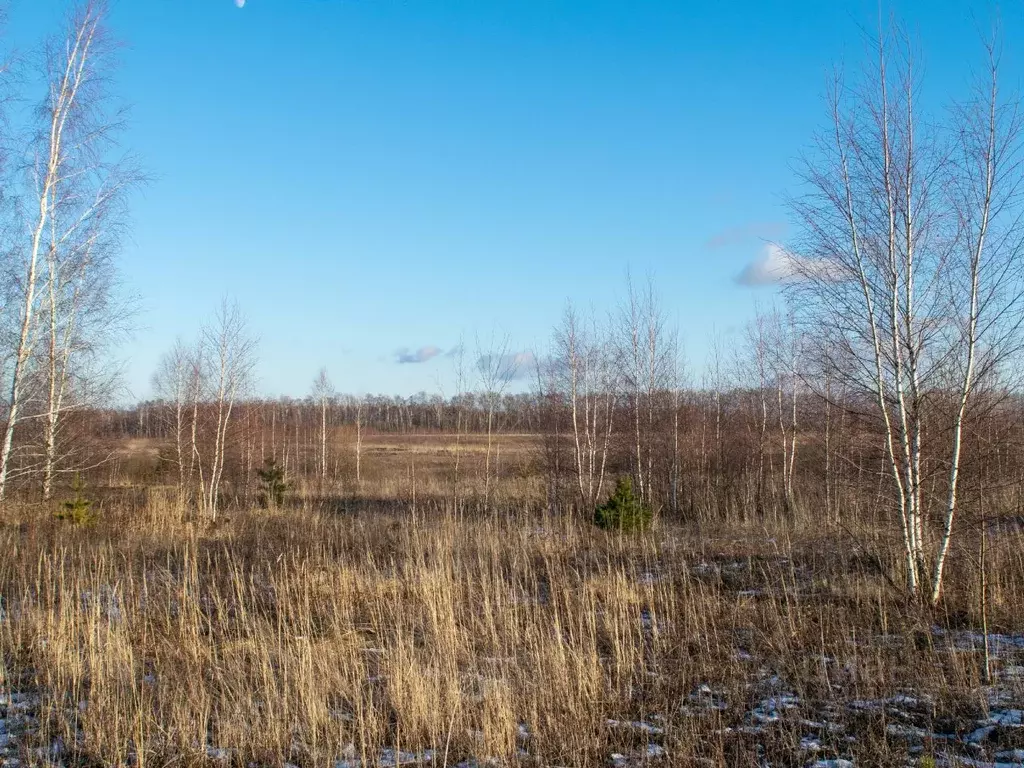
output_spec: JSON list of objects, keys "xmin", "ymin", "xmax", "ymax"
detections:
[{"xmin": 8, "ymin": 0, "xmax": 1021, "ymax": 398}]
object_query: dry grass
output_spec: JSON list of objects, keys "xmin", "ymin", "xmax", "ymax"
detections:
[{"xmin": 1, "ymin": 493, "xmax": 1022, "ymax": 767}]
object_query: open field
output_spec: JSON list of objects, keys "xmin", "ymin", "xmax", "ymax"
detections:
[
  {"xmin": 2, "ymin": 435, "xmax": 1024, "ymax": 768},
  {"xmin": 1, "ymin": 2, "xmax": 1024, "ymax": 767}
]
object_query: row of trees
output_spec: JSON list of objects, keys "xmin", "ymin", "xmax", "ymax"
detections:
[{"xmin": 151, "ymin": 301, "xmax": 257, "ymax": 519}]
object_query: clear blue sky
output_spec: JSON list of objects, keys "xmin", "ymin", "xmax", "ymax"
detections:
[{"xmin": 8, "ymin": 0, "xmax": 1021, "ymax": 398}]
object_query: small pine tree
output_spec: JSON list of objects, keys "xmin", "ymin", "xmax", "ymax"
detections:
[
  {"xmin": 594, "ymin": 476, "xmax": 652, "ymax": 533},
  {"xmin": 55, "ymin": 474, "xmax": 97, "ymax": 526},
  {"xmin": 256, "ymin": 458, "xmax": 288, "ymax": 508}
]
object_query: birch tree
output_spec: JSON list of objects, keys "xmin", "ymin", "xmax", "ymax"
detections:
[
  {"xmin": 767, "ymin": 307, "xmax": 801, "ymax": 511},
  {"xmin": 354, "ymin": 394, "xmax": 364, "ymax": 488},
  {"xmin": 153, "ymin": 339, "xmax": 199, "ymax": 506},
  {"xmin": 930, "ymin": 43, "xmax": 1024, "ymax": 602},
  {"xmin": 37, "ymin": 41, "xmax": 137, "ymax": 500},
  {"xmin": 202, "ymin": 300, "xmax": 257, "ymax": 518},
  {"xmin": 311, "ymin": 367, "xmax": 333, "ymax": 483},
  {"xmin": 787, "ymin": 28, "xmax": 1024, "ymax": 601},
  {"xmin": 0, "ymin": 0, "xmax": 129, "ymax": 501},
  {"xmin": 742, "ymin": 307, "xmax": 772, "ymax": 515},
  {"xmin": 553, "ymin": 303, "xmax": 616, "ymax": 513},
  {"xmin": 616, "ymin": 277, "xmax": 673, "ymax": 507}
]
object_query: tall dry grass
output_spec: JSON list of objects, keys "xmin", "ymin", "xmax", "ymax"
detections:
[{"xmin": 0, "ymin": 497, "xmax": 1022, "ymax": 767}]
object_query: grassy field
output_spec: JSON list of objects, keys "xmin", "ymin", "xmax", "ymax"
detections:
[{"xmin": 1, "ymin": 435, "xmax": 1023, "ymax": 768}]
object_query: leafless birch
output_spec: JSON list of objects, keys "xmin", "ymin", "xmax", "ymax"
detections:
[
  {"xmin": 787, "ymin": 27, "xmax": 1024, "ymax": 601},
  {"xmin": 1, "ymin": 1, "xmax": 128, "ymax": 500},
  {"xmin": 153, "ymin": 339, "xmax": 194, "ymax": 505},
  {"xmin": 617, "ymin": 276, "xmax": 673, "ymax": 507},
  {"xmin": 554, "ymin": 303, "xmax": 616, "ymax": 513},
  {"xmin": 311, "ymin": 367, "xmax": 333, "ymax": 483},
  {"xmin": 202, "ymin": 300, "xmax": 257, "ymax": 518}
]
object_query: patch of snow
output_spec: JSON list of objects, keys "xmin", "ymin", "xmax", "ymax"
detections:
[
  {"xmin": 986, "ymin": 709, "xmax": 1024, "ymax": 727},
  {"xmin": 885, "ymin": 723, "xmax": 934, "ymax": 741},
  {"xmin": 933, "ymin": 628, "xmax": 1024, "ymax": 656},
  {"xmin": 606, "ymin": 719, "xmax": 664, "ymax": 735},
  {"xmin": 936, "ymin": 757, "xmax": 1024, "ymax": 767},
  {"xmin": 750, "ymin": 693, "xmax": 801, "ymax": 724},
  {"xmin": 800, "ymin": 736, "xmax": 823, "ymax": 751},
  {"xmin": 682, "ymin": 684, "xmax": 728, "ymax": 715},
  {"xmin": 966, "ymin": 725, "xmax": 996, "ymax": 744},
  {"xmin": 334, "ymin": 748, "xmax": 436, "ymax": 768}
]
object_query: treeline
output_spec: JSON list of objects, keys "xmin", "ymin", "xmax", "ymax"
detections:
[
  {"xmin": 126, "ymin": 391, "xmax": 545, "ymax": 440},
  {"xmin": 66, "ymin": 297, "xmax": 1024, "ymax": 537},
  {"xmin": 8, "ymin": 276, "xmax": 1024, "ymax": 607}
]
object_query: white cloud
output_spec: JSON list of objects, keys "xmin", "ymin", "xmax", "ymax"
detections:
[
  {"xmin": 476, "ymin": 351, "xmax": 537, "ymax": 382},
  {"xmin": 735, "ymin": 244, "xmax": 839, "ymax": 286},
  {"xmin": 395, "ymin": 346, "xmax": 442, "ymax": 364}
]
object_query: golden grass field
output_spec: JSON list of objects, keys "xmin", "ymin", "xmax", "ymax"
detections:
[{"xmin": 1, "ymin": 433, "xmax": 1023, "ymax": 767}]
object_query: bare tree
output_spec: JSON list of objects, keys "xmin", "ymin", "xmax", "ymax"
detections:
[
  {"xmin": 703, "ymin": 329, "xmax": 729, "ymax": 509},
  {"xmin": 0, "ymin": 1, "xmax": 131, "ymax": 501},
  {"xmin": 930, "ymin": 42, "xmax": 1024, "ymax": 602},
  {"xmin": 153, "ymin": 339, "xmax": 194, "ymax": 506},
  {"xmin": 202, "ymin": 299, "xmax": 257, "ymax": 519},
  {"xmin": 787, "ymin": 27, "xmax": 1024, "ymax": 601},
  {"xmin": 354, "ymin": 394, "xmax": 364, "ymax": 488},
  {"xmin": 311, "ymin": 367, "xmax": 334, "ymax": 483},
  {"xmin": 187, "ymin": 340, "xmax": 206, "ymax": 508},
  {"xmin": 475, "ymin": 331, "xmax": 519, "ymax": 505},
  {"xmin": 742, "ymin": 305, "xmax": 772, "ymax": 515},
  {"xmin": 553, "ymin": 303, "xmax": 617, "ymax": 513},
  {"xmin": 37, "ymin": 14, "xmax": 138, "ymax": 498},
  {"xmin": 669, "ymin": 335, "xmax": 685, "ymax": 516},
  {"xmin": 616, "ymin": 276, "xmax": 673, "ymax": 507},
  {"xmin": 766, "ymin": 306, "xmax": 801, "ymax": 511}
]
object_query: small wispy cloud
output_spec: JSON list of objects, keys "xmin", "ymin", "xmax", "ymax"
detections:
[
  {"xmin": 705, "ymin": 221, "xmax": 788, "ymax": 250},
  {"xmin": 735, "ymin": 244, "xmax": 839, "ymax": 287},
  {"xmin": 476, "ymin": 351, "xmax": 537, "ymax": 382},
  {"xmin": 395, "ymin": 346, "xmax": 442, "ymax": 364}
]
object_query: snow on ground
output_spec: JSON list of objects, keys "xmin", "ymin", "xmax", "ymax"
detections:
[{"xmin": 2, "ymin": 620, "xmax": 1024, "ymax": 767}]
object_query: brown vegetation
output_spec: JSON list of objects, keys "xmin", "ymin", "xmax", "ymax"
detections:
[{"xmin": 1, "ymin": 430, "xmax": 1023, "ymax": 767}]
